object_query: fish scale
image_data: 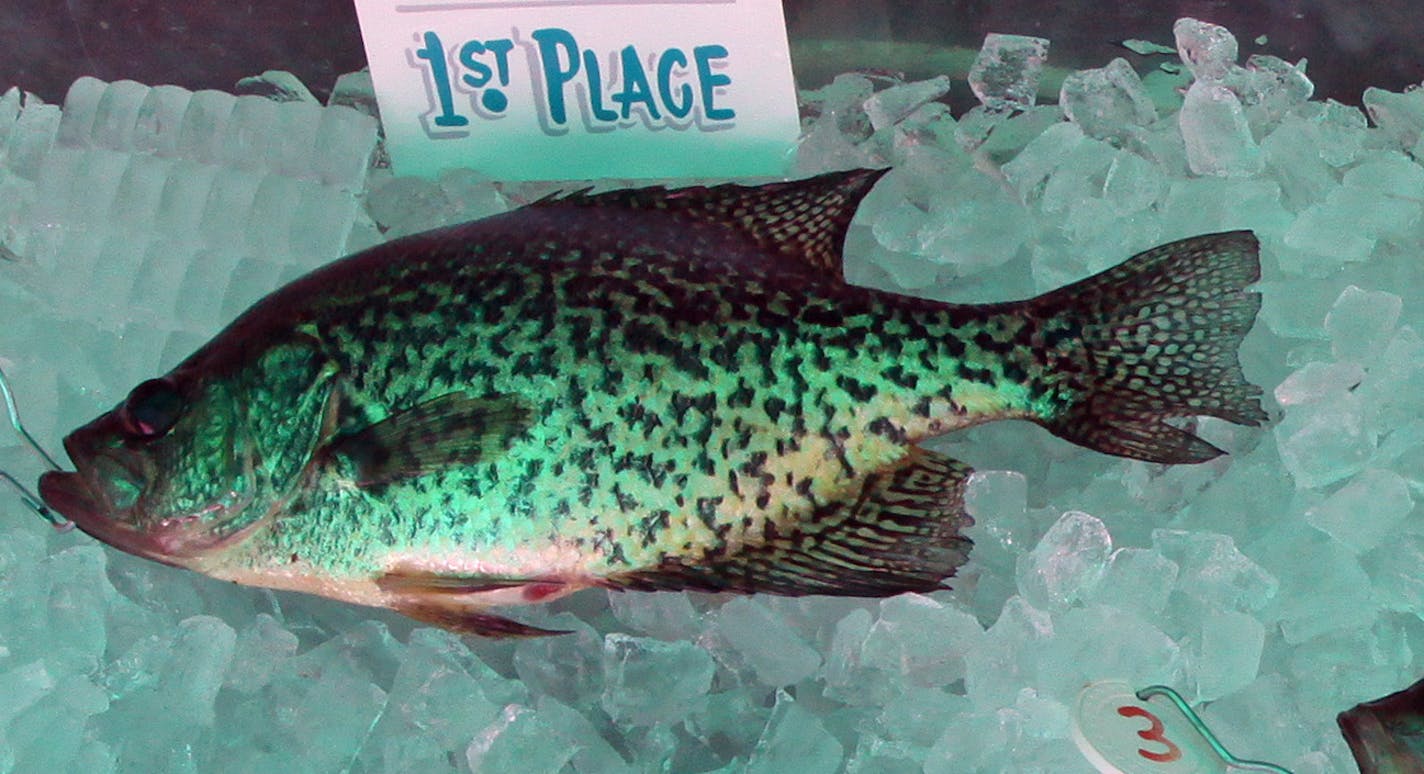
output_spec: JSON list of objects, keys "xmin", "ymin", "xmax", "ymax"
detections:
[{"xmin": 39, "ymin": 168, "xmax": 1266, "ymax": 637}]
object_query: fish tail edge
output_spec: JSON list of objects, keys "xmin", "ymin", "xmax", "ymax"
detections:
[{"xmin": 1030, "ymin": 229, "xmax": 1266, "ymax": 464}]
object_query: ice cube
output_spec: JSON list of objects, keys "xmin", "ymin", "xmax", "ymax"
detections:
[
  {"xmin": 5, "ymin": 99, "xmax": 61, "ymax": 181},
  {"xmin": 1260, "ymin": 115, "xmax": 1337, "ymax": 211},
  {"xmin": 91, "ymin": 80, "xmax": 152, "ymax": 151},
  {"xmin": 863, "ymin": 76, "xmax": 952, "ymax": 132},
  {"xmin": 1193, "ymin": 607, "xmax": 1265, "ymax": 700},
  {"xmin": 1041, "ymin": 605, "xmax": 1183, "ymax": 699},
  {"xmin": 1275, "ymin": 392, "xmax": 1375, "ymax": 489},
  {"xmin": 1015, "ymin": 510, "xmax": 1111, "ymax": 611},
  {"xmin": 860, "ymin": 594, "xmax": 985, "ymax": 687},
  {"xmin": 606, "ymin": 588, "xmax": 703, "ymax": 640},
  {"xmin": 1363, "ymin": 85, "xmax": 1424, "ymax": 155},
  {"xmin": 0, "ymin": 660, "xmax": 54, "ymax": 728},
  {"xmin": 1152, "ymin": 530, "xmax": 1278, "ymax": 612},
  {"xmin": 963, "ymin": 596, "xmax": 1054, "ymax": 707},
  {"xmin": 1229, "ymin": 55, "xmax": 1314, "ymax": 128},
  {"xmin": 712, "ymin": 597, "xmax": 822, "ymax": 687},
  {"xmin": 313, "ymin": 105, "xmax": 378, "ymax": 190},
  {"xmin": 132, "ymin": 84, "xmax": 191, "ymax": 156},
  {"xmin": 224, "ymin": 613, "xmax": 298, "ymax": 694},
  {"xmin": 968, "ymin": 33, "xmax": 1050, "ymax": 112},
  {"xmin": 55, "ymin": 76, "xmax": 105, "ymax": 148},
  {"xmin": 221, "ymin": 94, "xmax": 280, "ymax": 170},
  {"xmin": 746, "ymin": 690, "xmax": 844, "ymax": 774},
  {"xmin": 271, "ymin": 100, "xmax": 323, "ymax": 179},
  {"xmin": 1058, "ymin": 58, "xmax": 1157, "ymax": 142},
  {"xmin": 1249, "ymin": 524, "xmax": 1374, "ymax": 644},
  {"xmin": 1173, "ymin": 18, "xmax": 1239, "ymax": 82},
  {"xmin": 1102, "ymin": 149, "xmax": 1166, "ymax": 214},
  {"xmin": 1305, "ymin": 468, "xmax": 1413, "ymax": 554},
  {"xmin": 467, "ymin": 705, "xmax": 579, "ymax": 774},
  {"xmin": 235, "ymin": 70, "xmax": 318, "ymax": 104},
  {"xmin": 176, "ymin": 89, "xmax": 237, "ymax": 164},
  {"xmin": 1273, "ymin": 361, "xmax": 1364, "ymax": 407},
  {"xmin": 1325, "ymin": 286, "xmax": 1403, "ymax": 364},
  {"xmin": 1086, "ymin": 548, "xmax": 1179, "ymax": 618},
  {"xmin": 1178, "ymin": 80, "xmax": 1262, "ymax": 177},
  {"xmin": 330, "ymin": 69, "xmax": 380, "ymax": 118},
  {"xmin": 600, "ymin": 632, "xmax": 715, "ymax": 727}
]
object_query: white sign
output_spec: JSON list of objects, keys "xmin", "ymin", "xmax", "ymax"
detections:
[{"xmin": 352, "ymin": 0, "xmax": 802, "ymax": 181}]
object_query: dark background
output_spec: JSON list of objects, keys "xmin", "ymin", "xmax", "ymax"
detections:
[{"xmin": 1, "ymin": 0, "xmax": 1419, "ymax": 107}]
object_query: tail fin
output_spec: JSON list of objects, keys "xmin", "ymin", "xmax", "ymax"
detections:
[{"xmin": 1030, "ymin": 230, "xmax": 1266, "ymax": 464}]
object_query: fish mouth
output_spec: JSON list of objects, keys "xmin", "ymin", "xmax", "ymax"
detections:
[{"xmin": 38, "ymin": 469, "xmax": 183, "ymax": 567}]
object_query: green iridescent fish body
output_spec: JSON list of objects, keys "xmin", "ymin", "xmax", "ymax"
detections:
[{"xmin": 40, "ymin": 169, "xmax": 1265, "ymax": 636}]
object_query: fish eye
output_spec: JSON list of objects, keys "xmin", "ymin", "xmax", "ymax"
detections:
[{"xmin": 119, "ymin": 378, "xmax": 185, "ymax": 439}]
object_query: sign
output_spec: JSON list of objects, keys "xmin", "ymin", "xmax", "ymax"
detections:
[{"xmin": 352, "ymin": 0, "xmax": 802, "ymax": 181}]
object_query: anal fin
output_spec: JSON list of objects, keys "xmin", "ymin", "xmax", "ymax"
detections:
[{"xmin": 604, "ymin": 447, "xmax": 975, "ymax": 597}]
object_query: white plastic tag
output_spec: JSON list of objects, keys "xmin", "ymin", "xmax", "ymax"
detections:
[
  {"xmin": 1073, "ymin": 680, "xmax": 1230, "ymax": 773},
  {"xmin": 351, "ymin": 0, "xmax": 802, "ymax": 181}
]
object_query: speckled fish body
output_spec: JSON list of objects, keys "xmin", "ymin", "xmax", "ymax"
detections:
[{"xmin": 39, "ymin": 169, "xmax": 1265, "ymax": 636}]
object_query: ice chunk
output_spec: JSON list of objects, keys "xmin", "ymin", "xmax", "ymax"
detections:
[
  {"xmin": 1363, "ymin": 85, "xmax": 1424, "ymax": 156},
  {"xmin": 366, "ymin": 175, "xmax": 456, "ymax": 236},
  {"xmin": 1152, "ymin": 530, "xmax": 1278, "ymax": 612},
  {"xmin": 1250, "ymin": 524, "xmax": 1374, "ymax": 643},
  {"xmin": 512, "ymin": 614, "xmax": 602, "ymax": 706},
  {"xmin": 467, "ymin": 704, "xmax": 579, "ymax": 774},
  {"xmin": 224, "ymin": 613, "xmax": 298, "ymax": 694},
  {"xmin": 175, "ymin": 89, "xmax": 237, "ymax": 164},
  {"xmin": 1015, "ymin": 511, "xmax": 1111, "ymax": 611},
  {"xmin": 313, "ymin": 105, "xmax": 377, "ymax": 190},
  {"xmin": 1059, "ymin": 58, "xmax": 1156, "ymax": 142},
  {"xmin": 1305, "ymin": 468, "xmax": 1413, "ymax": 554},
  {"xmin": 90, "ymin": 80, "xmax": 151, "ymax": 151},
  {"xmin": 5, "ymin": 98, "xmax": 61, "ymax": 181},
  {"xmin": 132, "ymin": 84, "xmax": 191, "ymax": 156},
  {"xmin": 860, "ymin": 594, "xmax": 985, "ymax": 687},
  {"xmin": 963, "ymin": 596, "xmax": 1054, "ymax": 707},
  {"xmin": 55, "ymin": 76, "xmax": 105, "ymax": 148},
  {"xmin": 0, "ymin": 660, "xmax": 54, "ymax": 727},
  {"xmin": 1101, "ymin": 148, "xmax": 1166, "ymax": 214},
  {"xmin": 863, "ymin": 76, "xmax": 951, "ymax": 132},
  {"xmin": 221, "ymin": 94, "xmax": 280, "ymax": 170},
  {"xmin": 746, "ymin": 690, "xmax": 844, "ymax": 774},
  {"xmin": 1041, "ymin": 605, "xmax": 1183, "ymax": 699},
  {"xmin": 968, "ymin": 34, "xmax": 1050, "ymax": 112},
  {"xmin": 330, "ymin": 69, "xmax": 379, "ymax": 117},
  {"xmin": 601, "ymin": 632, "xmax": 715, "ymax": 727},
  {"xmin": 712, "ymin": 597, "xmax": 822, "ymax": 687},
  {"xmin": 1273, "ymin": 361, "xmax": 1364, "ymax": 407},
  {"xmin": 235, "ymin": 70, "xmax": 318, "ymax": 103},
  {"xmin": 1229, "ymin": 55, "xmax": 1314, "ymax": 128},
  {"xmin": 1179, "ymin": 81, "xmax": 1262, "ymax": 177},
  {"xmin": 606, "ymin": 588, "xmax": 703, "ymax": 640},
  {"xmin": 1275, "ymin": 392, "xmax": 1375, "ymax": 489},
  {"xmin": 1260, "ymin": 115, "xmax": 1337, "ymax": 211},
  {"xmin": 1086, "ymin": 548, "xmax": 1179, "ymax": 618},
  {"xmin": 1193, "ymin": 607, "xmax": 1265, "ymax": 700},
  {"xmin": 1325, "ymin": 286, "xmax": 1403, "ymax": 363},
  {"xmin": 1173, "ymin": 18, "xmax": 1239, "ymax": 82}
]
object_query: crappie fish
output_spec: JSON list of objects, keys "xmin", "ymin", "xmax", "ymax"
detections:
[{"xmin": 37, "ymin": 169, "xmax": 1265, "ymax": 636}]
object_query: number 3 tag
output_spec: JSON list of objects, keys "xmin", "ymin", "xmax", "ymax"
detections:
[{"xmin": 1072, "ymin": 681, "xmax": 1227, "ymax": 773}]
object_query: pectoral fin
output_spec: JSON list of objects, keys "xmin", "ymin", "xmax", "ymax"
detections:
[
  {"xmin": 604, "ymin": 446, "xmax": 975, "ymax": 597},
  {"xmin": 377, "ymin": 569, "xmax": 573, "ymax": 638},
  {"xmin": 326, "ymin": 392, "xmax": 533, "ymax": 486}
]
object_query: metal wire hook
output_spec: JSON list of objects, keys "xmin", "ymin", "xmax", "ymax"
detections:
[
  {"xmin": 1136, "ymin": 685, "xmax": 1294, "ymax": 773},
  {"xmin": 0, "ymin": 363, "xmax": 74, "ymax": 531}
]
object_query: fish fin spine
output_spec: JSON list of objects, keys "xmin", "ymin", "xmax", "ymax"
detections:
[{"xmin": 1030, "ymin": 230, "xmax": 1266, "ymax": 463}]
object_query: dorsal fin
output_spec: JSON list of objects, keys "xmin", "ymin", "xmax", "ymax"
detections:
[{"xmin": 533, "ymin": 168, "xmax": 890, "ymax": 274}]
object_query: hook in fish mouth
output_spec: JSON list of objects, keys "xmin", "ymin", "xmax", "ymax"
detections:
[{"xmin": 38, "ymin": 470, "xmax": 179, "ymax": 566}]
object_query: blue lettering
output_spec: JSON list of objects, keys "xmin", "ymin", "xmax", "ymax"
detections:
[
  {"xmin": 532, "ymin": 28, "xmax": 580, "ymax": 126},
  {"xmin": 458, "ymin": 40, "xmax": 495, "ymax": 88},
  {"xmin": 416, "ymin": 31, "xmax": 468, "ymax": 128},
  {"xmin": 582, "ymin": 50, "xmax": 619, "ymax": 123},
  {"xmin": 693, "ymin": 44, "xmax": 734, "ymax": 121},
  {"xmin": 612, "ymin": 46, "xmax": 660, "ymax": 121},
  {"xmin": 657, "ymin": 48, "xmax": 692, "ymax": 119}
]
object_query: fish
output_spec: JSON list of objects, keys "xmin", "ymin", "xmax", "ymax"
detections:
[{"xmin": 36, "ymin": 168, "xmax": 1266, "ymax": 637}]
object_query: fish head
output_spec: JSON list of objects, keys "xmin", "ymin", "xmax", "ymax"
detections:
[{"xmin": 39, "ymin": 372, "xmax": 271, "ymax": 567}]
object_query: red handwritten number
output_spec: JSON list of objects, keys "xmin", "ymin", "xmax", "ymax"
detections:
[{"xmin": 1116, "ymin": 706, "xmax": 1183, "ymax": 763}]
